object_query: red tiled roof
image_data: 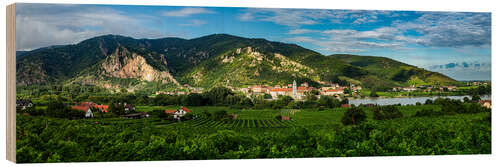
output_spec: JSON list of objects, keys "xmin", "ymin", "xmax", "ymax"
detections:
[
  {"xmin": 164, "ymin": 110, "xmax": 177, "ymax": 114},
  {"xmin": 95, "ymin": 105, "xmax": 109, "ymax": 112},
  {"xmin": 71, "ymin": 103, "xmax": 108, "ymax": 112},
  {"xmin": 181, "ymin": 106, "xmax": 191, "ymax": 113},
  {"xmin": 270, "ymin": 88, "xmax": 291, "ymax": 92},
  {"xmin": 341, "ymin": 104, "xmax": 351, "ymax": 108},
  {"xmin": 72, "ymin": 105, "xmax": 90, "ymax": 112}
]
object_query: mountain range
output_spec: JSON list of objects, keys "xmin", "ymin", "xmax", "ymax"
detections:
[{"xmin": 16, "ymin": 34, "xmax": 457, "ymax": 92}]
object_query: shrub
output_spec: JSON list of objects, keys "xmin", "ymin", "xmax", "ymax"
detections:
[
  {"xmin": 373, "ymin": 105, "xmax": 403, "ymax": 120},
  {"xmin": 181, "ymin": 112, "xmax": 194, "ymax": 121},
  {"xmin": 424, "ymin": 99, "xmax": 433, "ymax": 105},
  {"xmin": 414, "ymin": 109, "xmax": 444, "ymax": 117},
  {"xmin": 461, "ymin": 103, "xmax": 489, "ymax": 114},
  {"xmin": 341, "ymin": 107, "xmax": 366, "ymax": 125}
]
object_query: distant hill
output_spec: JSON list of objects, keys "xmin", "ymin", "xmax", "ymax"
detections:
[
  {"xmin": 331, "ymin": 54, "xmax": 457, "ymax": 88},
  {"xmin": 16, "ymin": 34, "xmax": 457, "ymax": 92}
]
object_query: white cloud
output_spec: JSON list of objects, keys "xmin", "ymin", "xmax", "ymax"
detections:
[
  {"xmin": 241, "ymin": 9, "xmax": 490, "ymax": 49},
  {"xmin": 238, "ymin": 12, "xmax": 254, "ymax": 21},
  {"xmin": 285, "ymin": 27, "xmax": 403, "ymax": 53},
  {"xmin": 238, "ymin": 8, "xmax": 328, "ymax": 27},
  {"xmin": 285, "ymin": 36, "xmax": 316, "ymax": 43},
  {"xmin": 16, "ymin": 4, "xmax": 169, "ymax": 51},
  {"xmin": 162, "ymin": 7, "xmax": 214, "ymax": 17},
  {"xmin": 238, "ymin": 9, "xmax": 395, "ymax": 27},
  {"xmin": 179, "ymin": 19, "xmax": 207, "ymax": 26},
  {"xmin": 393, "ymin": 12, "xmax": 491, "ymax": 47},
  {"xmin": 288, "ymin": 29, "xmax": 320, "ymax": 34},
  {"xmin": 284, "ymin": 11, "xmax": 490, "ymax": 53}
]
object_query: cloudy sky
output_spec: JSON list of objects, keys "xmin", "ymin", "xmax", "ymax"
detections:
[{"xmin": 16, "ymin": 3, "xmax": 491, "ymax": 80}]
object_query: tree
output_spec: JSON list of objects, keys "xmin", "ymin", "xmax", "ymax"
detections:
[
  {"xmin": 305, "ymin": 93, "xmax": 317, "ymax": 102},
  {"xmin": 318, "ymin": 96, "xmax": 334, "ymax": 108},
  {"xmin": 109, "ymin": 102, "xmax": 125, "ymax": 116},
  {"xmin": 425, "ymin": 99, "xmax": 433, "ymax": 105},
  {"xmin": 181, "ymin": 112, "xmax": 194, "ymax": 121},
  {"xmin": 340, "ymin": 98, "xmax": 349, "ymax": 105},
  {"xmin": 185, "ymin": 93, "xmax": 205, "ymax": 106},
  {"xmin": 343, "ymin": 88, "xmax": 351, "ymax": 95},
  {"xmin": 46, "ymin": 99, "xmax": 68, "ymax": 118},
  {"xmin": 204, "ymin": 87, "xmax": 234, "ymax": 105},
  {"xmin": 463, "ymin": 97, "xmax": 471, "ymax": 103},
  {"xmin": 239, "ymin": 97, "xmax": 254, "ymax": 107},
  {"xmin": 373, "ymin": 105, "xmax": 403, "ymax": 120},
  {"xmin": 472, "ymin": 95, "xmax": 481, "ymax": 102},
  {"xmin": 341, "ymin": 107, "xmax": 366, "ymax": 125},
  {"xmin": 311, "ymin": 89, "xmax": 319, "ymax": 95},
  {"xmin": 369, "ymin": 88, "xmax": 379, "ymax": 97},
  {"xmin": 274, "ymin": 96, "xmax": 294, "ymax": 109}
]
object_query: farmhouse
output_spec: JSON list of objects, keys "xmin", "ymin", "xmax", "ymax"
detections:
[
  {"xmin": 165, "ymin": 106, "xmax": 192, "ymax": 119},
  {"xmin": 16, "ymin": 99, "xmax": 33, "ymax": 110},
  {"xmin": 113, "ymin": 103, "xmax": 136, "ymax": 113},
  {"xmin": 270, "ymin": 88, "xmax": 290, "ymax": 99},
  {"xmin": 402, "ymin": 87, "xmax": 417, "ymax": 92},
  {"xmin": 249, "ymin": 85, "xmax": 270, "ymax": 94},
  {"xmin": 321, "ymin": 88, "xmax": 344, "ymax": 96},
  {"xmin": 71, "ymin": 102, "xmax": 109, "ymax": 118},
  {"xmin": 479, "ymin": 100, "xmax": 491, "ymax": 109}
]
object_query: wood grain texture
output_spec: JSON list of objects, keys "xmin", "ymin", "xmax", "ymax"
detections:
[{"xmin": 6, "ymin": 3, "xmax": 17, "ymax": 163}]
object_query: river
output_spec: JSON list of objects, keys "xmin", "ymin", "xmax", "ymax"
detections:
[{"xmin": 349, "ymin": 95, "xmax": 491, "ymax": 106}]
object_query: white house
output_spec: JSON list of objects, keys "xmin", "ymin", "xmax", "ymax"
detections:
[
  {"xmin": 85, "ymin": 108, "xmax": 94, "ymax": 118},
  {"xmin": 321, "ymin": 89, "xmax": 344, "ymax": 96},
  {"xmin": 165, "ymin": 106, "xmax": 192, "ymax": 119}
]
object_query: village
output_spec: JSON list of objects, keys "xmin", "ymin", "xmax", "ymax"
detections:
[
  {"xmin": 16, "ymin": 80, "xmax": 491, "ymax": 120},
  {"xmin": 157, "ymin": 80, "xmax": 361, "ymax": 101}
]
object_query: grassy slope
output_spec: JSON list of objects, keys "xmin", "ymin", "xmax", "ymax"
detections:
[
  {"xmin": 17, "ymin": 34, "xmax": 458, "ymax": 90},
  {"xmin": 331, "ymin": 54, "xmax": 458, "ymax": 87}
]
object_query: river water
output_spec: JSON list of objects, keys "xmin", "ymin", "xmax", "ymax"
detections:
[{"xmin": 349, "ymin": 95, "xmax": 491, "ymax": 106}]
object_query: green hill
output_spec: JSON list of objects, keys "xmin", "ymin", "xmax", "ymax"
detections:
[
  {"xmin": 331, "ymin": 54, "xmax": 457, "ymax": 87},
  {"xmin": 16, "ymin": 34, "xmax": 457, "ymax": 92}
]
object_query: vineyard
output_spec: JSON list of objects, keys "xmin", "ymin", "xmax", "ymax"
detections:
[
  {"xmin": 77, "ymin": 105, "xmax": 444, "ymax": 130},
  {"xmin": 80, "ymin": 114, "xmax": 299, "ymax": 129},
  {"xmin": 16, "ymin": 104, "xmax": 491, "ymax": 162}
]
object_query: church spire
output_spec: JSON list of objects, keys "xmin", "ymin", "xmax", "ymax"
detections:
[{"xmin": 292, "ymin": 80, "xmax": 297, "ymax": 97}]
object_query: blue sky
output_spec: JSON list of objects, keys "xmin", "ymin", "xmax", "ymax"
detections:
[{"xmin": 16, "ymin": 3, "xmax": 491, "ymax": 80}]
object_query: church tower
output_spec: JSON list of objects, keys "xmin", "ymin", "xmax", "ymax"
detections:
[{"xmin": 292, "ymin": 80, "xmax": 297, "ymax": 97}]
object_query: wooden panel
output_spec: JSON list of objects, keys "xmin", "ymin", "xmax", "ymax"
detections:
[{"xmin": 6, "ymin": 3, "xmax": 17, "ymax": 163}]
